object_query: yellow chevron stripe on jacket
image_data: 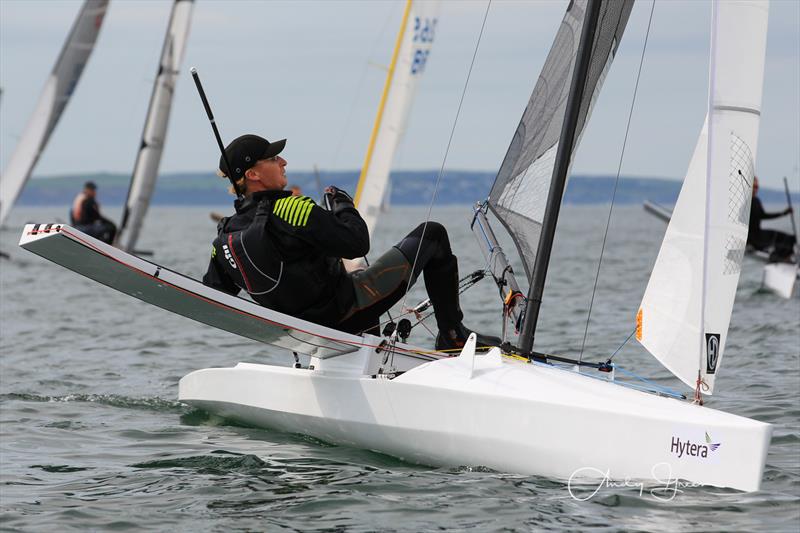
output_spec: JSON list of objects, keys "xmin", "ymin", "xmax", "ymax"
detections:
[{"xmin": 273, "ymin": 196, "xmax": 314, "ymax": 227}]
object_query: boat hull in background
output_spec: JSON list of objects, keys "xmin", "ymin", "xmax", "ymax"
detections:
[{"xmin": 762, "ymin": 262, "xmax": 798, "ymax": 298}]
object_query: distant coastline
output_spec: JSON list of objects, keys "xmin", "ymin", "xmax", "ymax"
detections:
[{"xmin": 15, "ymin": 171, "xmax": 798, "ymax": 206}]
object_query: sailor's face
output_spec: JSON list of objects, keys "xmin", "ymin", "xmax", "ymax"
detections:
[{"xmin": 248, "ymin": 156, "xmax": 287, "ymax": 191}]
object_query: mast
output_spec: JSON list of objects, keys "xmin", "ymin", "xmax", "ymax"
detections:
[
  {"xmin": 518, "ymin": 0, "xmax": 602, "ymax": 354},
  {"xmin": 697, "ymin": 0, "xmax": 719, "ymax": 395}
]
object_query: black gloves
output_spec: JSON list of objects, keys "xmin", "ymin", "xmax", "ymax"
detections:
[{"xmin": 323, "ymin": 186, "xmax": 356, "ymax": 214}]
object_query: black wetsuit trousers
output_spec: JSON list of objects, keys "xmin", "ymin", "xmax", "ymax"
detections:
[
  {"xmin": 75, "ymin": 217, "xmax": 117, "ymax": 245},
  {"xmin": 338, "ymin": 222, "xmax": 463, "ymax": 336},
  {"xmin": 751, "ymin": 229, "xmax": 796, "ymax": 261}
]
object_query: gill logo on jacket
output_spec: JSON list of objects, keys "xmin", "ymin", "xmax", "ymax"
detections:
[
  {"xmin": 222, "ymin": 244, "xmax": 236, "ymax": 269},
  {"xmin": 273, "ymin": 196, "xmax": 314, "ymax": 227}
]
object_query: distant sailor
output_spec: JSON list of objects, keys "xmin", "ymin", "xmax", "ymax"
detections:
[
  {"xmin": 748, "ymin": 177, "xmax": 795, "ymax": 262},
  {"xmin": 70, "ymin": 181, "xmax": 117, "ymax": 244},
  {"xmin": 288, "ymin": 184, "xmax": 302, "ymax": 196},
  {"xmin": 202, "ymin": 134, "xmax": 498, "ymax": 350}
]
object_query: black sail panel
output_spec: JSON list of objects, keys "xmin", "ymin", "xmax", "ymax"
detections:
[{"xmin": 488, "ymin": 0, "xmax": 633, "ymax": 282}]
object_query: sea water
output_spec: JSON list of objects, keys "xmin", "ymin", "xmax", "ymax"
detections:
[{"xmin": 1, "ymin": 205, "xmax": 798, "ymax": 532}]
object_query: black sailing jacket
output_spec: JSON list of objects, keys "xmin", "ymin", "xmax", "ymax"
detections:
[
  {"xmin": 202, "ymin": 190, "xmax": 369, "ymax": 327},
  {"xmin": 748, "ymin": 196, "xmax": 785, "ymax": 249}
]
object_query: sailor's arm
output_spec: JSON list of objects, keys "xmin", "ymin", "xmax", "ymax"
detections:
[
  {"xmin": 762, "ymin": 206, "xmax": 793, "ymax": 219},
  {"xmin": 272, "ymin": 190, "xmax": 369, "ymax": 258},
  {"xmin": 202, "ymin": 249, "xmax": 240, "ymax": 295}
]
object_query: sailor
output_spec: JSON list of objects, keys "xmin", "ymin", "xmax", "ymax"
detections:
[
  {"xmin": 202, "ymin": 134, "xmax": 498, "ymax": 350},
  {"xmin": 70, "ymin": 181, "xmax": 117, "ymax": 244},
  {"xmin": 288, "ymin": 184, "xmax": 302, "ymax": 197},
  {"xmin": 748, "ymin": 177, "xmax": 795, "ymax": 262}
]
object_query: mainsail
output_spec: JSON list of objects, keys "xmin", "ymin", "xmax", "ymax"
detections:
[
  {"xmin": 116, "ymin": 0, "xmax": 194, "ymax": 252},
  {"xmin": 352, "ymin": 0, "xmax": 440, "ymax": 237},
  {"xmin": 487, "ymin": 0, "xmax": 632, "ymax": 282},
  {"xmin": 0, "ymin": 0, "xmax": 108, "ymax": 227},
  {"xmin": 638, "ymin": 0, "xmax": 769, "ymax": 394}
]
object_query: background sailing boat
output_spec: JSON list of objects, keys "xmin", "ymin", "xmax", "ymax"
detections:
[
  {"xmin": 0, "ymin": 0, "xmax": 108, "ymax": 227},
  {"xmin": 115, "ymin": 0, "xmax": 194, "ymax": 253}
]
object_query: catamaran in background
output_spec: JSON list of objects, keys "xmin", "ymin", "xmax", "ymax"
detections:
[
  {"xmin": 19, "ymin": 0, "xmax": 777, "ymax": 492},
  {"xmin": 0, "ymin": 0, "xmax": 192, "ymax": 260},
  {"xmin": 642, "ymin": 175, "xmax": 799, "ymax": 299},
  {"xmin": 0, "ymin": 0, "xmax": 108, "ymax": 228}
]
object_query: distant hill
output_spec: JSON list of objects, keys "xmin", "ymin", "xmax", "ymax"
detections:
[{"xmin": 15, "ymin": 171, "xmax": 798, "ymax": 206}]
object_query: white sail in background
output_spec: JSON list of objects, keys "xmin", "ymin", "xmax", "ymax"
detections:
[
  {"xmin": 638, "ymin": 0, "xmax": 769, "ymax": 394},
  {"xmin": 0, "ymin": 0, "xmax": 108, "ymax": 227},
  {"xmin": 353, "ymin": 0, "xmax": 440, "ymax": 237},
  {"xmin": 116, "ymin": 0, "xmax": 194, "ymax": 252}
]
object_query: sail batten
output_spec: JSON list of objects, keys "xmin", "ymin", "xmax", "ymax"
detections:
[
  {"xmin": 117, "ymin": 0, "xmax": 194, "ymax": 252},
  {"xmin": 638, "ymin": 0, "xmax": 769, "ymax": 394}
]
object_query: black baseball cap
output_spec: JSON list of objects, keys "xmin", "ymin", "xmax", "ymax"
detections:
[
  {"xmin": 219, "ymin": 134, "xmax": 286, "ymax": 180},
  {"xmin": 84, "ymin": 181, "xmax": 97, "ymax": 190}
]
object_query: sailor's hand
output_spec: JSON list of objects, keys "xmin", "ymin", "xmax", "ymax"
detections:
[
  {"xmin": 324, "ymin": 186, "xmax": 354, "ymax": 203},
  {"xmin": 323, "ymin": 186, "xmax": 356, "ymax": 214}
]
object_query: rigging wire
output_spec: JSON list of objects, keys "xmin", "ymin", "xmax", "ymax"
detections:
[
  {"xmin": 578, "ymin": 0, "xmax": 656, "ymax": 363},
  {"xmin": 364, "ymin": 270, "xmax": 488, "ymax": 337},
  {"xmin": 399, "ymin": 0, "xmax": 493, "ymax": 314},
  {"xmin": 607, "ymin": 328, "xmax": 636, "ymax": 363}
]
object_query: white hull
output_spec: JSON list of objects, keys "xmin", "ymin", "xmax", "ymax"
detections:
[
  {"xmin": 179, "ymin": 342, "xmax": 771, "ymax": 492},
  {"xmin": 762, "ymin": 262, "xmax": 798, "ymax": 298}
]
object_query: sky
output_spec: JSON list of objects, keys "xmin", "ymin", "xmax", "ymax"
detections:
[{"xmin": 0, "ymin": 0, "xmax": 798, "ymax": 191}]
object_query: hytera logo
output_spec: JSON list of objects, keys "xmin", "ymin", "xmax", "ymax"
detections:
[
  {"xmin": 670, "ymin": 432, "xmax": 721, "ymax": 459},
  {"xmin": 705, "ymin": 333, "xmax": 720, "ymax": 374},
  {"xmin": 222, "ymin": 244, "xmax": 237, "ymax": 269}
]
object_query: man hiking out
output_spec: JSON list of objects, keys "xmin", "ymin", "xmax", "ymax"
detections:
[
  {"xmin": 748, "ymin": 177, "xmax": 796, "ymax": 262},
  {"xmin": 70, "ymin": 181, "xmax": 117, "ymax": 244},
  {"xmin": 202, "ymin": 134, "xmax": 498, "ymax": 350}
]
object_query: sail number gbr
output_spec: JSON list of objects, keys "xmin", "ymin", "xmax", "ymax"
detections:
[{"xmin": 411, "ymin": 16, "xmax": 437, "ymax": 75}]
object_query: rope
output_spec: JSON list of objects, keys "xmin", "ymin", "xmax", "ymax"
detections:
[
  {"xmin": 609, "ymin": 365, "xmax": 686, "ymax": 400},
  {"xmin": 578, "ymin": 0, "xmax": 656, "ymax": 363},
  {"xmin": 606, "ymin": 328, "xmax": 636, "ymax": 363},
  {"xmin": 360, "ymin": 270, "xmax": 486, "ymax": 338},
  {"xmin": 398, "ymin": 0, "xmax": 493, "ymax": 315}
]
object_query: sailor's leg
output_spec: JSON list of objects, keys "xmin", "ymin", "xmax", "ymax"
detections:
[
  {"xmin": 394, "ymin": 222, "xmax": 463, "ymax": 331},
  {"xmin": 338, "ymin": 221, "xmax": 456, "ymax": 335},
  {"xmin": 396, "ymin": 222, "xmax": 500, "ymax": 350},
  {"xmin": 761, "ymin": 229, "xmax": 790, "ymax": 262},
  {"xmin": 101, "ymin": 218, "xmax": 118, "ymax": 245},
  {"xmin": 338, "ymin": 247, "xmax": 411, "ymax": 335},
  {"xmin": 773, "ymin": 231, "xmax": 797, "ymax": 261}
]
